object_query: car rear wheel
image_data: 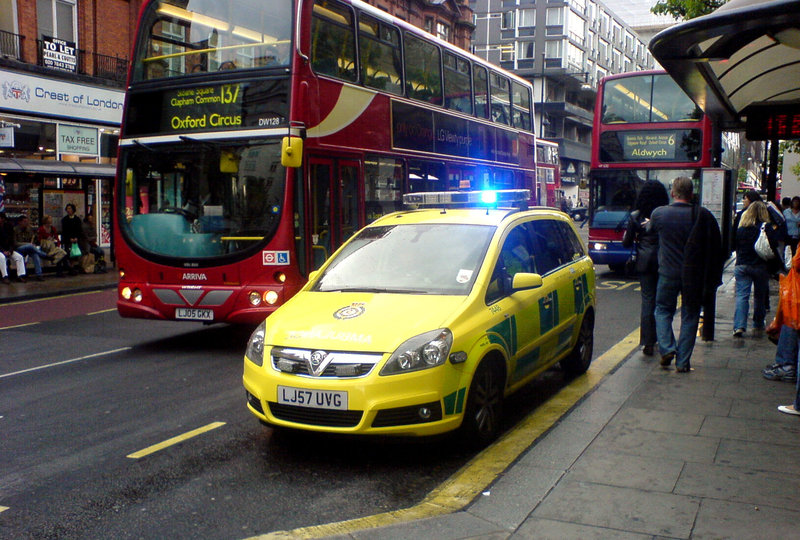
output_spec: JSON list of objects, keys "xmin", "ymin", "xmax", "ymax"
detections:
[
  {"xmin": 461, "ymin": 359, "xmax": 504, "ymax": 446},
  {"xmin": 561, "ymin": 311, "xmax": 594, "ymax": 377}
]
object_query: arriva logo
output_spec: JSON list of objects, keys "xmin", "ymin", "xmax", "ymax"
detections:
[{"xmin": 182, "ymin": 272, "xmax": 208, "ymax": 280}]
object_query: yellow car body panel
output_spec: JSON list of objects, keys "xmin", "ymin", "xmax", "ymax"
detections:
[{"xmin": 243, "ymin": 206, "xmax": 595, "ymax": 437}]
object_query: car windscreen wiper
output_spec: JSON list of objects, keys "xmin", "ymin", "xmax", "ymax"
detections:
[{"xmin": 321, "ymin": 287, "xmax": 429, "ymax": 294}]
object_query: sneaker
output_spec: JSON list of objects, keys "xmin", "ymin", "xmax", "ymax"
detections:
[
  {"xmin": 762, "ymin": 364, "xmax": 798, "ymax": 382},
  {"xmin": 733, "ymin": 328, "xmax": 745, "ymax": 337},
  {"xmin": 16, "ymin": 275, "xmax": 27, "ymax": 283},
  {"xmin": 778, "ymin": 405, "xmax": 800, "ymax": 416},
  {"xmin": 676, "ymin": 365, "xmax": 692, "ymax": 373}
]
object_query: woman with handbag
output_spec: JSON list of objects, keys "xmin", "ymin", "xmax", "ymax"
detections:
[
  {"xmin": 733, "ymin": 200, "xmax": 772, "ymax": 337},
  {"xmin": 622, "ymin": 180, "xmax": 669, "ymax": 356}
]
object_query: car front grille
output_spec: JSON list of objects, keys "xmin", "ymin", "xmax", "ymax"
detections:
[
  {"xmin": 268, "ymin": 402, "xmax": 363, "ymax": 427},
  {"xmin": 271, "ymin": 347, "xmax": 382, "ymax": 378}
]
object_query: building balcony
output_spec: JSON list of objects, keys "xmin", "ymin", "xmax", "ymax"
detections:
[
  {"xmin": 0, "ymin": 29, "xmax": 23, "ymax": 60},
  {"xmin": 35, "ymin": 39, "xmax": 128, "ymax": 86}
]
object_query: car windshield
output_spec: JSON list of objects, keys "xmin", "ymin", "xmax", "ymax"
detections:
[{"xmin": 313, "ymin": 223, "xmax": 495, "ymax": 295}]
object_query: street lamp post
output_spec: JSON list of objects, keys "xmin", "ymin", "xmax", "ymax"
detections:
[{"xmin": 539, "ymin": 52, "xmax": 546, "ymax": 138}]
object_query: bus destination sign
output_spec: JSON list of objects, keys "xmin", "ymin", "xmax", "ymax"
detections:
[
  {"xmin": 745, "ymin": 104, "xmax": 800, "ymax": 141},
  {"xmin": 162, "ymin": 84, "xmax": 243, "ymax": 132},
  {"xmin": 622, "ymin": 132, "xmax": 676, "ymax": 161}
]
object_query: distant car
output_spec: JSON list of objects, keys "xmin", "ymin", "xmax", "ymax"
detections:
[
  {"xmin": 570, "ymin": 207, "xmax": 588, "ymax": 221},
  {"xmin": 243, "ymin": 190, "xmax": 596, "ymax": 445}
]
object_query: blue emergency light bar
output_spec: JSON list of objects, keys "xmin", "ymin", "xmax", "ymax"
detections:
[{"xmin": 402, "ymin": 189, "xmax": 531, "ymax": 207}]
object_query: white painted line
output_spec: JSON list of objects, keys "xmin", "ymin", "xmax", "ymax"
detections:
[
  {"xmin": 0, "ymin": 506, "xmax": 8, "ymax": 513},
  {"xmin": 0, "ymin": 347, "xmax": 132, "ymax": 380}
]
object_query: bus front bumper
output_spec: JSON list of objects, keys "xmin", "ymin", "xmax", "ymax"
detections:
[{"xmin": 588, "ymin": 241, "xmax": 630, "ymax": 266}]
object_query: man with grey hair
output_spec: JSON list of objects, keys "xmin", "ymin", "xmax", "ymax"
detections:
[{"xmin": 650, "ymin": 176, "xmax": 723, "ymax": 373}]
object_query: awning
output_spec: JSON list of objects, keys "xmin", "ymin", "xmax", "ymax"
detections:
[
  {"xmin": 0, "ymin": 158, "xmax": 116, "ymax": 178},
  {"xmin": 649, "ymin": 0, "xmax": 800, "ymax": 131}
]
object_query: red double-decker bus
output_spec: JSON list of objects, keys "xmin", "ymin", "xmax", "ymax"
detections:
[
  {"xmin": 588, "ymin": 70, "xmax": 713, "ymax": 273},
  {"xmin": 115, "ymin": 0, "xmax": 537, "ymax": 324},
  {"xmin": 535, "ymin": 139, "xmax": 560, "ymax": 208}
]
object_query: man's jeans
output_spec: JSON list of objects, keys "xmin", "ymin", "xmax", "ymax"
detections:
[
  {"xmin": 776, "ymin": 325, "xmax": 799, "ymax": 367},
  {"xmin": 655, "ymin": 276, "xmax": 701, "ymax": 369},
  {"xmin": 15, "ymin": 243, "xmax": 47, "ymax": 276},
  {"xmin": 733, "ymin": 264, "xmax": 770, "ymax": 331}
]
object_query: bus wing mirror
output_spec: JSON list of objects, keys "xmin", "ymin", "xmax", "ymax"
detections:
[{"xmin": 281, "ymin": 136, "xmax": 303, "ymax": 168}]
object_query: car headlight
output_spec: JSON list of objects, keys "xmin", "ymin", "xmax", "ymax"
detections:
[
  {"xmin": 381, "ymin": 329, "xmax": 453, "ymax": 375},
  {"xmin": 245, "ymin": 321, "xmax": 267, "ymax": 366},
  {"xmin": 592, "ymin": 242, "xmax": 607, "ymax": 251}
]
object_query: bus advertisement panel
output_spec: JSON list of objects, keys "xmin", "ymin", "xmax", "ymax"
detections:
[
  {"xmin": 115, "ymin": 0, "xmax": 537, "ymax": 324},
  {"xmin": 588, "ymin": 70, "xmax": 713, "ymax": 272}
]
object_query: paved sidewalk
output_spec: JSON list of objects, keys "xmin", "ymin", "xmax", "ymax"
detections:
[
  {"xmin": 0, "ymin": 268, "xmax": 117, "ymax": 304},
  {"xmin": 299, "ymin": 266, "xmax": 800, "ymax": 539}
]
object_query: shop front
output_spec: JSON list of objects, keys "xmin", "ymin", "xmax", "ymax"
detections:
[{"xmin": 0, "ymin": 68, "xmax": 122, "ymax": 258}]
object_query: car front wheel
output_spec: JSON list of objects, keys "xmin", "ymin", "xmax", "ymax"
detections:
[
  {"xmin": 461, "ymin": 359, "xmax": 504, "ymax": 446},
  {"xmin": 561, "ymin": 311, "xmax": 594, "ymax": 377}
]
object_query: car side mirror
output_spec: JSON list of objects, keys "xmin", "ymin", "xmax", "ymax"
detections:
[{"xmin": 512, "ymin": 272, "xmax": 543, "ymax": 291}]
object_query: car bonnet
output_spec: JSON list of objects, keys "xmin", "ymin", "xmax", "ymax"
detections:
[{"xmin": 263, "ymin": 290, "xmax": 468, "ymax": 353}]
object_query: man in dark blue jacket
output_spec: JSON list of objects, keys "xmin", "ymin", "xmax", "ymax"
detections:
[{"xmin": 650, "ymin": 177, "xmax": 723, "ymax": 373}]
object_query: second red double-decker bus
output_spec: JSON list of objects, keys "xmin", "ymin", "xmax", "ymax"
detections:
[
  {"xmin": 588, "ymin": 70, "xmax": 714, "ymax": 273},
  {"xmin": 116, "ymin": 0, "xmax": 537, "ymax": 324}
]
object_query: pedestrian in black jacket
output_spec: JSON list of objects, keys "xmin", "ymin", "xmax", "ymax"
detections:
[{"xmin": 622, "ymin": 180, "xmax": 669, "ymax": 356}]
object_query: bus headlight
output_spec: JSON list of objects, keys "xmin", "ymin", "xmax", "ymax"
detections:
[
  {"xmin": 246, "ymin": 321, "xmax": 267, "ymax": 366},
  {"xmin": 592, "ymin": 243, "xmax": 607, "ymax": 251},
  {"xmin": 121, "ymin": 286, "xmax": 132, "ymax": 300},
  {"xmin": 381, "ymin": 329, "xmax": 453, "ymax": 375},
  {"xmin": 132, "ymin": 288, "xmax": 143, "ymax": 302},
  {"xmin": 248, "ymin": 291, "xmax": 262, "ymax": 306},
  {"xmin": 263, "ymin": 290, "xmax": 279, "ymax": 305}
]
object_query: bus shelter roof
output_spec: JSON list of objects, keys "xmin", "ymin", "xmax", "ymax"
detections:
[
  {"xmin": 0, "ymin": 158, "xmax": 116, "ymax": 178},
  {"xmin": 649, "ymin": 0, "xmax": 800, "ymax": 131}
]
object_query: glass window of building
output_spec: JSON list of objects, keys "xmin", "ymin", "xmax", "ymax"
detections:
[
  {"xmin": 545, "ymin": 39, "xmax": 563, "ymax": 60},
  {"xmin": 501, "ymin": 11, "xmax": 515, "ymax": 30},
  {"xmin": 37, "ymin": 0, "xmax": 76, "ymax": 41},
  {"xmin": 519, "ymin": 9, "xmax": 535, "ymax": 27},
  {"xmin": 546, "ymin": 7, "xmax": 564, "ymax": 26},
  {"xmin": 436, "ymin": 21, "xmax": 450, "ymax": 42},
  {"xmin": 518, "ymin": 41, "xmax": 534, "ymax": 59}
]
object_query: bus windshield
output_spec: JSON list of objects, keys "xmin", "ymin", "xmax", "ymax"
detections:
[
  {"xmin": 589, "ymin": 168, "xmax": 698, "ymax": 228},
  {"xmin": 133, "ymin": 0, "xmax": 293, "ymax": 81},
  {"xmin": 120, "ymin": 140, "xmax": 285, "ymax": 259}
]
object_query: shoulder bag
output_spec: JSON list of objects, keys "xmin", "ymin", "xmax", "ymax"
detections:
[{"xmin": 755, "ymin": 223, "xmax": 775, "ymax": 260}]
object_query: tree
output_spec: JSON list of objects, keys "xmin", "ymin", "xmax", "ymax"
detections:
[{"xmin": 651, "ymin": 0, "xmax": 728, "ymax": 20}]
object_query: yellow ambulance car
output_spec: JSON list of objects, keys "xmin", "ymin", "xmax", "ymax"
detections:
[{"xmin": 243, "ymin": 190, "xmax": 595, "ymax": 444}]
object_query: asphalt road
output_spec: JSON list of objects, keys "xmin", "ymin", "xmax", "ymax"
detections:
[{"xmin": 0, "ymin": 250, "xmax": 642, "ymax": 538}]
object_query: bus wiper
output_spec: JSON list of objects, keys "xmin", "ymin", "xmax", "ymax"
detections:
[
  {"xmin": 132, "ymin": 139, "xmax": 156, "ymax": 152},
  {"xmin": 179, "ymin": 135, "xmax": 221, "ymax": 148}
]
